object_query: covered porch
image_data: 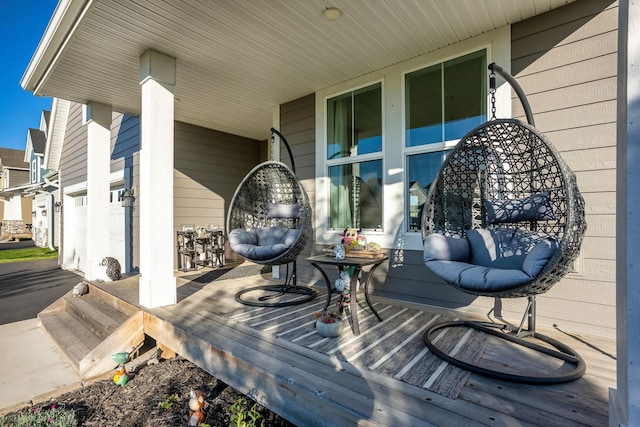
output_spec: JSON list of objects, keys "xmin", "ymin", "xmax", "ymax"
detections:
[
  {"xmin": 21, "ymin": 0, "xmax": 637, "ymax": 424},
  {"xmin": 78, "ymin": 264, "xmax": 615, "ymax": 426}
]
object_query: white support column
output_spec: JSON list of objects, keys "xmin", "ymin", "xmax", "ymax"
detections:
[
  {"xmin": 84, "ymin": 101, "xmax": 112, "ymax": 280},
  {"xmin": 138, "ymin": 49, "xmax": 177, "ymax": 308},
  {"xmin": 611, "ymin": 1, "xmax": 640, "ymax": 426},
  {"xmin": 272, "ymin": 106, "xmax": 281, "ymax": 279}
]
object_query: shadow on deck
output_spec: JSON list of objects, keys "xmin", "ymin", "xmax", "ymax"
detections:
[{"xmin": 86, "ymin": 263, "xmax": 616, "ymax": 426}]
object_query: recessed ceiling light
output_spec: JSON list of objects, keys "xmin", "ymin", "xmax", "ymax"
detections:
[{"xmin": 323, "ymin": 7, "xmax": 341, "ymax": 21}]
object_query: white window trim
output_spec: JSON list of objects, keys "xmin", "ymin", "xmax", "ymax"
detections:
[{"xmin": 315, "ymin": 26, "xmax": 511, "ymax": 251}]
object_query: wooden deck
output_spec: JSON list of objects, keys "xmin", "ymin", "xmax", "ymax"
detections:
[{"xmin": 93, "ymin": 263, "xmax": 617, "ymax": 426}]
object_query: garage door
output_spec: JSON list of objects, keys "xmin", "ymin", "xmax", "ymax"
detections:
[
  {"xmin": 63, "ymin": 190, "xmax": 126, "ymax": 275},
  {"xmin": 64, "ymin": 194, "xmax": 88, "ymax": 273}
]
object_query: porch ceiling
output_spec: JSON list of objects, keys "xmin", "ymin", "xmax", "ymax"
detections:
[{"xmin": 23, "ymin": 0, "xmax": 576, "ymax": 141}]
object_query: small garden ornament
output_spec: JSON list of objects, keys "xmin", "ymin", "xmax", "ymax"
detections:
[
  {"xmin": 188, "ymin": 389, "xmax": 208, "ymax": 426},
  {"xmin": 334, "ymin": 270, "xmax": 351, "ymax": 292},
  {"xmin": 333, "ymin": 244, "xmax": 346, "ymax": 260},
  {"xmin": 113, "ymin": 364, "xmax": 129, "ymax": 387},
  {"xmin": 72, "ymin": 281, "xmax": 88, "ymax": 297}
]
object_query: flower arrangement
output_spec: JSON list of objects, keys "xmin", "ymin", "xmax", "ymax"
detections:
[
  {"xmin": 314, "ymin": 308, "xmax": 342, "ymax": 324},
  {"xmin": 339, "ymin": 228, "xmax": 382, "ymax": 253}
]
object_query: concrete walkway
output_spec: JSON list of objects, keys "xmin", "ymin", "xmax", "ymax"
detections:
[
  {"xmin": 0, "ymin": 253, "xmax": 85, "ymax": 414},
  {"xmin": 0, "ymin": 318, "xmax": 81, "ymax": 413}
]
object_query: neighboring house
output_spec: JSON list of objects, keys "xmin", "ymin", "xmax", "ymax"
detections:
[
  {"xmin": 22, "ymin": 109, "xmax": 61, "ymax": 249},
  {"xmin": 20, "ymin": 0, "xmax": 638, "ymax": 424},
  {"xmin": 0, "ymin": 148, "xmax": 32, "ymax": 240}
]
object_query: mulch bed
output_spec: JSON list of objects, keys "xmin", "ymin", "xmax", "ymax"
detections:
[{"xmin": 5, "ymin": 357, "xmax": 295, "ymax": 426}]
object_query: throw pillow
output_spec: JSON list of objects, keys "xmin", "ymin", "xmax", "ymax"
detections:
[{"xmin": 485, "ymin": 191, "xmax": 555, "ymax": 224}]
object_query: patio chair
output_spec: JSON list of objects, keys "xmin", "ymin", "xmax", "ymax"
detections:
[
  {"xmin": 227, "ymin": 128, "xmax": 316, "ymax": 307},
  {"xmin": 421, "ymin": 63, "xmax": 587, "ymax": 384}
]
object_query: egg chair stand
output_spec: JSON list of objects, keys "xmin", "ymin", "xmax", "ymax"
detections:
[
  {"xmin": 421, "ymin": 63, "xmax": 587, "ymax": 384},
  {"xmin": 228, "ymin": 128, "xmax": 316, "ymax": 308}
]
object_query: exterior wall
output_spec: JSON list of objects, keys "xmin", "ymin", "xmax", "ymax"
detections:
[
  {"xmin": 60, "ymin": 103, "xmax": 88, "ymax": 187},
  {"xmin": 278, "ymin": 95, "xmax": 316, "ymax": 280},
  {"xmin": 124, "ymin": 120, "xmax": 262, "ymax": 270},
  {"xmin": 4, "ymin": 169, "xmax": 30, "ymax": 188},
  {"xmin": 297, "ymin": 0, "xmax": 617, "ymax": 337},
  {"xmin": 509, "ymin": 0, "xmax": 618, "ymax": 336},
  {"xmin": 58, "ymin": 100, "xmax": 262, "ymax": 273}
]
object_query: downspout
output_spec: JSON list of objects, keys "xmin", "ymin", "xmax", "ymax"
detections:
[
  {"xmin": 43, "ymin": 176, "xmax": 59, "ymax": 252},
  {"xmin": 47, "ymin": 193, "xmax": 55, "ymax": 251}
]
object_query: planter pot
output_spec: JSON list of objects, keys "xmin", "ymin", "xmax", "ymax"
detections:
[{"xmin": 316, "ymin": 319, "xmax": 344, "ymax": 337}]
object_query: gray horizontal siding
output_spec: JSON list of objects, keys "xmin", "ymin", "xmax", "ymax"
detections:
[
  {"xmin": 173, "ymin": 121, "xmax": 262, "ymax": 266},
  {"xmin": 278, "ymin": 94, "xmax": 316, "ymax": 280},
  {"xmin": 60, "ymin": 102, "xmax": 88, "ymax": 188}
]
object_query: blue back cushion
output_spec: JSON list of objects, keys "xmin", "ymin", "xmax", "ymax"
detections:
[
  {"xmin": 423, "ymin": 234, "xmax": 470, "ymax": 263},
  {"xmin": 466, "ymin": 228, "xmax": 524, "ymax": 270}
]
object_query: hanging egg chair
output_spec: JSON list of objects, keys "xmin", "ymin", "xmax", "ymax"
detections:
[
  {"xmin": 227, "ymin": 128, "xmax": 316, "ymax": 307},
  {"xmin": 421, "ymin": 63, "xmax": 587, "ymax": 384}
]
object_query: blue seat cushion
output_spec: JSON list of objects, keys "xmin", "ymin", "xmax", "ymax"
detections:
[
  {"xmin": 229, "ymin": 226, "xmax": 301, "ymax": 261},
  {"xmin": 424, "ymin": 227, "xmax": 559, "ymax": 293},
  {"xmin": 426, "ymin": 260, "xmax": 532, "ymax": 293}
]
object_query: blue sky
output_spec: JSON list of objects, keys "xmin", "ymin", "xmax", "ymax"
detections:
[{"xmin": 1, "ymin": 1, "xmax": 58, "ymax": 151}]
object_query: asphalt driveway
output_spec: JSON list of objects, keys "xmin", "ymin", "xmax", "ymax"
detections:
[{"xmin": 0, "ymin": 258, "xmax": 82, "ymax": 325}]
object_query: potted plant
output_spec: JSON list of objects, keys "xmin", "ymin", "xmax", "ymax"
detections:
[{"xmin": 314, "ymin": 308, "xmax": 343, "ymax": 337}]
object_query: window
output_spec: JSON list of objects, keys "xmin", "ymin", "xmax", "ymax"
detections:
[
  {"xmin": 405, "ymin": 50, "xmax": 487, "ymax": 231},
  {"xmin": 31, "ymin": 159, "xmax": 37, "ymax": 183},
  {"xmin": 327, "ymin": 83, "xmax": 383, "ymax": 230}
]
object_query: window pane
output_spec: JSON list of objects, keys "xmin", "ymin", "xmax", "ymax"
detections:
[
  {"xmin": 327, "ymin": 92, "xmax": 352, "ymax": 160},
  {"xmin": 329, "ymin": 160, "xmax": 383, "ymax": 230},
  {"xmin": 354, "ymin": 84, "xmax": 382, "ymax": 155},
  {"xmin": 407, "ymin": 151, "xmax": 451, "ymax": 231},
  {"xmin": 405, "ymin": 50, "xmax": 486, "ymax": 147},
  {"xmin": 444, "ymin": 50, "xmax": 487, "ymax": 140},
  {"xmin": 405, "ymin": 64, "xmax": 442, "ymax": 147},
  {"xmin": 327, "ymin": 83, "xmax": 382, "ymax": 159}
]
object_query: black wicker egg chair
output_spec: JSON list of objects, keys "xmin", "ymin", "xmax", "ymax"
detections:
[
  {"xmin": 227, "ymin": 128, "xmax": 316, "ymax": 307},
  {"xmin": 421, "ymin": 63, "xmax": 587, "ymax": 384}
]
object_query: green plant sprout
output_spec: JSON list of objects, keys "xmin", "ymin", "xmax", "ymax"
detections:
[
  {"xmin": 158, "ymin": 393, "xmax": 180, "ymax": 410},
  {"xmin": 229, "ymin": 398, "xmax": 265, "ymax": 427}
]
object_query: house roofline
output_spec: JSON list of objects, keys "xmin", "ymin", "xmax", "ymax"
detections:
[{"xmin": 20, "ymin": 0, "xmax": 93, "ymax": 95}]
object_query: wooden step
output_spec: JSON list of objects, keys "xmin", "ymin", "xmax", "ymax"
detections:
[
  {"xmin": 38, "ymin": 285, "xmax": 144, "ymax": 379},
  {"xmin": 38, "ymin": 309, "xmax": 103, "ymax": 373},
  {"xmin": 62, "ymin": 293, "xmax": 129, "ymax": 339},
  {"xmin": 85, "ymin": 283, "xmax": 139, "ymax": 317}
]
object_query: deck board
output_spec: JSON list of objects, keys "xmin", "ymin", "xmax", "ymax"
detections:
[{"xmin": 89, "ymin": 267, "xmax": 616, "ymax": 426}]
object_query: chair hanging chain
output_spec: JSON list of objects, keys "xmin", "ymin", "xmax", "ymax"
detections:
[{"xmin": 489, "ymin": 69, "xmax": 497, "ymax": 120}]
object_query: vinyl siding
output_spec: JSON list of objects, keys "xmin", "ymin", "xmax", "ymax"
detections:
[
  {"xmin": 171, "ymin": 121, "xmax": 262, "ymax": 267},
  {"xmin": 278, "ymin": 94, "xmax": 317, "ymax": 281},
  {"xmin": 295, "ymin": 0, "xmax": 617, "ymax": 337},
  {"xmin": 508, "ymin": 0, "xmax": 618, "ymax": 337},
  {"xmin": 59, "ymin": 102, "xmax": 88, "ymax": 188}
]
